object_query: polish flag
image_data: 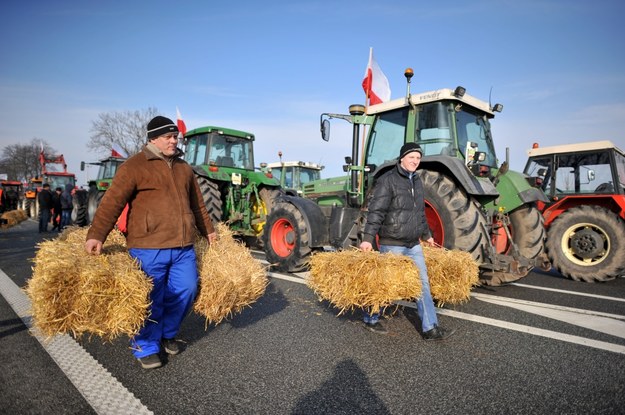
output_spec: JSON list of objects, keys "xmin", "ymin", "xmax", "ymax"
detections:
[
  {"xmin": 176, "ymin": 107, "xmax": 187, "ymax": 137},
  {"xmin": 111, "ymin": 143, "xmax": 128, "ymax": 158},
  {"xmin": 361, "ymin": 47, "xmax": 391, "ymax": 105}
]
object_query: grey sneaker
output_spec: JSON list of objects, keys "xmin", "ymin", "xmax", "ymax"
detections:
[
  {"xmin": 422, "ymin": 326, "xmax": 456, "ymax": 341},
  {"xmin": 161, "ymin": 338, "xmax": 181, "ymax": 355},
  {"xmin": 138, "ymin": 354, "xmax": 162, "ymax": 369},
  {"xmin": 364, "ymin": 321, "xmax": 388, "ymax": 334}
]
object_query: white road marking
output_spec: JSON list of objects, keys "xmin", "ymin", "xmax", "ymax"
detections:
[
  {"xmin": 266, "ymin": 271, "xmax": 625, "ymax": 355},
  {"xmin": 0, "ymin": 269, "xmax": 153, "ymax": 415},
  {"xmin": 510, "ymin": 283, "xmax": 625, "ymax": 303},
  {"xmin": 473, "ymin": 293, "xmax": 625, "ymax": 339}
]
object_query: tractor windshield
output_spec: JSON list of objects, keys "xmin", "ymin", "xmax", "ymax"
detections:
[
  {"xmin": 45, "ymin": 175, "xmax": 75, "ymax": 191},
  {"xmin": 454, "ymin": 106, "xmax": 497, "ymax": 167},
  {"xmin": 415, "ymin": 102, "xmax": 497, "ymax": 167},
  {"xmin": 184, "ymin": 133, "xmax": 254, "ymax": 170},
  {"xmin": 97, "ymin": 159, "xmax": 124, "ymax": 180},
  {"xmin": 526, "ymin": 149, "xmax": 622, "ymax": 195}
]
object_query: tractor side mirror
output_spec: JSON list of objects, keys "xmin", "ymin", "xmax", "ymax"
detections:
[
  {"xmin": 587, "ymin": 169, "xmax": 595, "ymax": 182},
  {"xmin": 321, "ymin": 119, "xmax": 330, "ymax": 142}
]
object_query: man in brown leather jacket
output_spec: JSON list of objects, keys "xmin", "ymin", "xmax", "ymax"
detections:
[{"xmin": 86, "ymin": 115, "xmax": 216, "ymax": 369}]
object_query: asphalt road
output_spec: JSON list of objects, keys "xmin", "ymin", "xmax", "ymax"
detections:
[{"xmin": 1, "ymin": 219, "xmax": 624, "ymax": 414}]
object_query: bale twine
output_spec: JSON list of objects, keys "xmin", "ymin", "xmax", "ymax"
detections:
[
  {"xmin": 423, "ymin": 245, "xmax": 479, "ymax": 306},
  {"xmin": 1, "ymin": 209, "xmax": 28, "ymax": 228},
  {"xmin": 193, "ymin": 223, "xmax": 268, "ymax": 327},
  {"xmin": 307, "ymin": 249, "xmax": 422, "ymax": 315},
  {"xmin": 25, "ymin": 227, "xmax": 151, "ymax": 341}
]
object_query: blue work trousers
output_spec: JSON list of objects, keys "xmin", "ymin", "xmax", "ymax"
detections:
[
  {"xmin": 364, "ymin": 243, "xmax": 439, "ymax": 332},
  {"xmin": 128, "ymin": 246, "xmax": 199, "ymax": 358}
]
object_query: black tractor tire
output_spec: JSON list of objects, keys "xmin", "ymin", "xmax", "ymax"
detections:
[
  {"xmin": 87, "ymin": 188, "xmax": 104, "ymax": 225},
  {"xmin": 196, "ymin": 176, "xmax": 223, "ymax": 225},
  {"xmin": 25, "ymin": 199, "xmax": 36, "ymax": 218},
  {"xmin": 263, "ymin": 202, "xmax": 311, "ymax": 272},
  {"xmin": 418, "ymin": 170, "xmax": 490, "ymax": 263},
  {"xmin": 508, "ymin": 204, "xmax": 547, "ymax": 260},
  {"xmin": 546, "ymin": 205, "xmax": 625, "ymax": 282},
  {"xmin": 72, "ymin": 190, "xmax": 89, "ymax": 227}
]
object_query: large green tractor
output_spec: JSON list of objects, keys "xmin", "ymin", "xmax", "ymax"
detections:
[
  {"xmin": 182, "ymin": 126, "xmax": 282, "ymax": 244},
  {"xmin": 263, "ymin": 69, "xmax": 550, "ymax": 285},
  {"xmin": 81, "ymin": 156, "xmax": 127, "ymax": 224}
]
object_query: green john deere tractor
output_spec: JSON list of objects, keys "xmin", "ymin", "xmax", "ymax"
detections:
[
  {"xmin": 81, "ymin": 156, "xmax": 127, "ymax": 224},
  {"xmin": 182, "ymin": 126, "xmax": 282, "ymax": 244},
  {"xmin": 263, "ymin": 68, "xmax": 550, "ymax": 285}
]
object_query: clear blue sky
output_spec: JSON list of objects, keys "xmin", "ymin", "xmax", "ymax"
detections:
[{"xmin": 1, "ymin": 0, "xmax": 624, "ymax": 186}]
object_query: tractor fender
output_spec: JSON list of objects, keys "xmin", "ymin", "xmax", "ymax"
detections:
[
  {"xmin": 419, "ymin": 156, "xmax": 499, "ymax": 198},
  {"xmin": 277, "ymin": 194, "xmax": 329, "ymax": 247}
]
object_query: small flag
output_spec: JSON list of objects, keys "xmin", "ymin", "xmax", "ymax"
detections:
[
  {"xmin": 361, "ymin": 47, "xmax": 391, "ymax": 105},
  {"xmin": 111, "ymin": 143, "xmax": 128, "ymax": 158},
  {"xmin": 176, "ymin": 107, "xmax": 187, "ymax": 137}
]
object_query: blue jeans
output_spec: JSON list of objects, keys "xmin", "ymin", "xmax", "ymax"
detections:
[
  {"xmin": 364, "ymin": 243, "xmax": 439, "ymax": 332},
  {"xmin": 60, "ymin": 209, "xmax": 72, "ymax": 229},
  {"xmin": 128, "ymin": 246, "xmax": 199, "ymax": 358}
]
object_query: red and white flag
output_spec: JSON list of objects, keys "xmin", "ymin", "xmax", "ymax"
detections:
[
  {"xmin": 176, "ymin": 107, "xmax": 187, "ymax": 137},
  {"xmin": 111, "ymin": 143, "xmax": 128, "ymax": 158},
  {"xmin": 361, "ymin": 47, "xmax": 391, "ymax": 105}
]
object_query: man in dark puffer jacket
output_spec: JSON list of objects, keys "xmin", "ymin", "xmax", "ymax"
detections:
[{"xmin": 360, "ymin": 142, "xmax": 455, "ymax": 341}]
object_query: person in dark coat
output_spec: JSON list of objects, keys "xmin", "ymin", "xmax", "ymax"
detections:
[
  {"xmin": 51, "ymin": 187, "xmax": 62, "ymax": 231},
  {"xmin": 359, "ymin": 143, "xmax": 455, "ymax": 341},
  {"xmin": 60, "ymin": 183, "xmax": 74, "ymax": 229},
  {"xmin": 37, "ymin": 183, "xmax": 53, "ymax": 233}
]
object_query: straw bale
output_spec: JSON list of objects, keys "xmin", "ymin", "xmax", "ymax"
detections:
[
  {"xmin": 25, "ymin": 227, "xmax": 151, "ymax": 341},
  {"xmin": 424, "ymin": 245, "xmax": 479, "ymax": 306},
  {"xmin": 0, "ymin": 209, "xmax": 28, "ymax": 228},
  {"xmin": 193, "ymin": 223, "xmax": 268, "ymax": 327},
  {"xmin": 307, "ymin": 250, "xmax": 422, "ymax": 315}
]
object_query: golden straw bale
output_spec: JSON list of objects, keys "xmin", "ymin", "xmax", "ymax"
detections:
[
  {"xmin": 0, "ymin": 209, "xmax": 28, "ymax": 228},
  {"xmin": 307, "ymin": 250, "xmax": 422, "ymax": 315},
  {"xmin": 25, "ymin": 227, "xmax": 151, "ymax": 341},
  {"xmin": 193, "ymin": 224, "xmax": 268, "ymax": 327},
  {"xmin": 423, "ymin": 245, "xmax": 479, "ymax": 306}
]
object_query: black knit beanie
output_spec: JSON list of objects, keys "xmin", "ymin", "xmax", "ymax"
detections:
[
  {"xmin": 147, "ymin": 116, "xmax": 179, "ymax": 140},
  {"xmin": 398, "ymin": 142, "xmax": 423, "ymax": 159}
]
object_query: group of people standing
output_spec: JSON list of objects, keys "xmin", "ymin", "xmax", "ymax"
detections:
[{"xmin": 37, "ymin": 183, "xmax": 74, "ymax": 233}]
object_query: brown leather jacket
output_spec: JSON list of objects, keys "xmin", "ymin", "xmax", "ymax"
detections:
[{"xmin": 86, "ymin": 144, "xmax": 214, "ymax": 249}]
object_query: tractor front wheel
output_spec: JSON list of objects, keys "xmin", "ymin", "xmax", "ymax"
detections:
[
  {"xmin": 508, "ymin": 204, "xmax": 547, "ymax": 260},
  {"xmin": 546, "ymin": 205, "xmax": 625, "ymax": 282},
  {"xmin": 196, "ymin": 176, "xmax": 223, "ymax": 225},
  {"xmin": 263, "ymin": 202, "xmax": 311, "ymax": 272}
]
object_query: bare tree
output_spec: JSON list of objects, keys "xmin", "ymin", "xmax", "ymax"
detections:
[
  {"xmin": 0, "ymin": 139, "xmax": 56, "ymax": 181},
  {"xmin": 88, "ymin": 107, "xmax": 159, "ymax": 157}
]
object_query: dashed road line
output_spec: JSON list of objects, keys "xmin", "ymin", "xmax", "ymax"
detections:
[{"xmin": 266, "ymin": 270, "xmax": 625, "ymax": 355}]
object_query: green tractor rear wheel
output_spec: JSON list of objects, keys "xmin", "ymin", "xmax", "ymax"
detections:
[{"xmin": 197, "ymin": 176, "xmax": 223, "ymax": 225}]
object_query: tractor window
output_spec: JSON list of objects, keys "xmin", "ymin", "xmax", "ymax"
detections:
[
  {"xmin": 299, "ymin": 168, "xmax": 321, "ymax": 184},
  {"xmin": 616, "ymin": 151, "xmax": 625, "ymax": 191},
  {"xmin": 182, "ymin": 134, "xmax": 208, "ymax": 165},
  {"xmin": 366, "ymin": 108, "xmax": 407, "ymax": 167},
  {"xmin": 554, "ymin": 151, "xmax": 613, "ymax": 193},
  {"xmin": 416, "ymin": 102, "xmax": 453, "ymax": 156},
  {"xmin": 209, "ymin": 135, "xmax": 254, "ymax": 170},
  {"xmin": 455, "ymin": 109, "xmax": 497, "ymax": 167}
]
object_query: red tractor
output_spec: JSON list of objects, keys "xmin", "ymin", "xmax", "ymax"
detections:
[{"xmin": 524, "ymin": 140, "xmax": 625, "ymax": 282}]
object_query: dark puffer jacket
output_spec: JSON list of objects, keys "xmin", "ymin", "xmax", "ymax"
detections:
[{"xmin": 362, "ymin": 164, "xmax": 432, "ymax": 247}]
